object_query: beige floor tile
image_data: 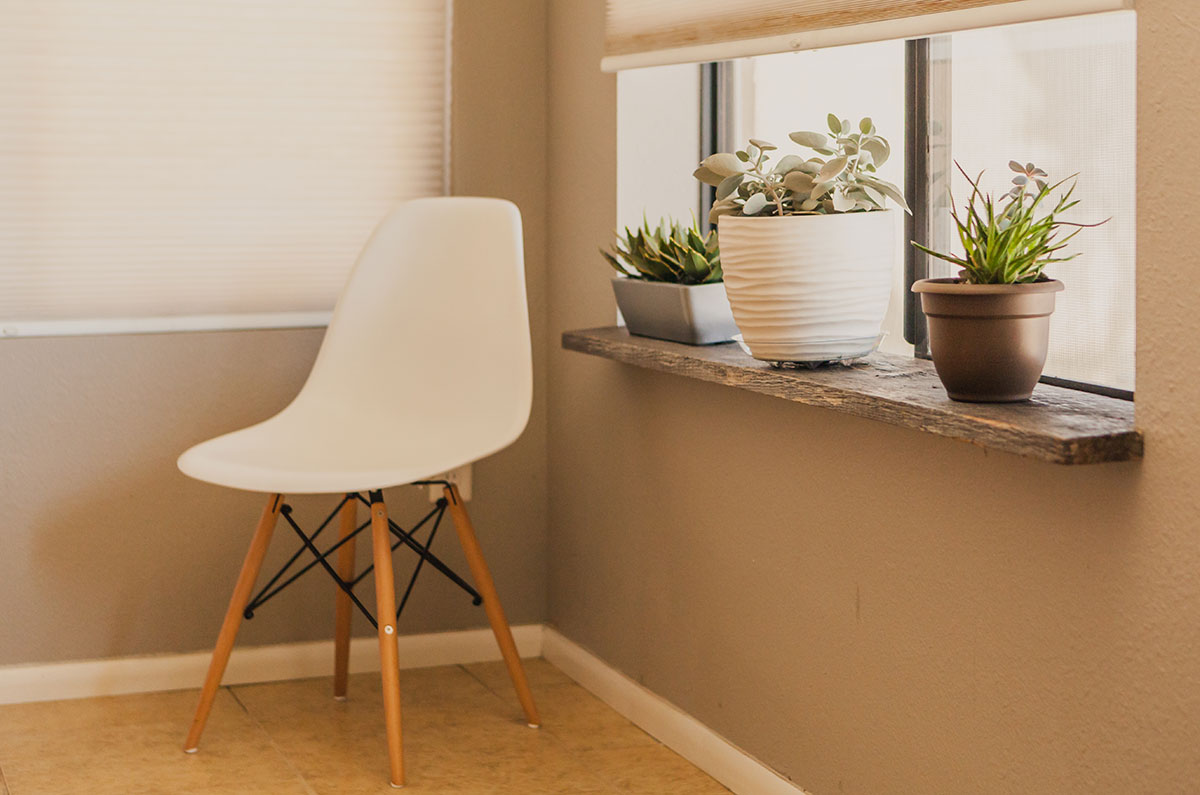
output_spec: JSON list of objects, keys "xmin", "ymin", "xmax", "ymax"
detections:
[
  {"xmin": 578, "ymin": 744, "xmax": 731, "ymax": 794},
  {"xmin": 233, "ymin": 666, "xmax": 494, "ymax": 720},
  {"xmin": 237, "ymin": 690, "xmax": 580, "ymax": 793},
  {"xmin": 286, "ymin": 743, "xmax": 613, "ymax": 795},
  {"xmin": 0, "ymin": 659, "xmax": 724, "ymax": 794},
  {"xmin": 0, "ymin": 689, "xmax": 307, "ymax": 795},
  {"xmin": 138, "ymin": 783, "xmax": 315, "ymax": 795},
  {"xmin": 0, "ymin": 689, "xmax": 208, "ymax": 744},
  {"xmin": 462, "ymin": 657, "xmax": 576, "ymax": 696},
  {"xmin": 419, "ymin": 747, "xmax": 612, "ymax": 794},
  {"xmin": 535, "ymin": 683, "xmax": 660, "ymax": 753}
]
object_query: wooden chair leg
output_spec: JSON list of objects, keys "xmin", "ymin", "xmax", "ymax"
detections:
[
  {"xmin": 443, "ymin": 484, "xmax": 540, "ymax": 728},
  {"xmin": 333, "ymin": 495, "xmax": 358, "ymax": 700},
  {"xmin": 184, "ymin": 493, "xmax": 283, "ymax": 752},
  {"xmin": 369, "ymin": 491, "xmax": 405, "ymax": 788}
]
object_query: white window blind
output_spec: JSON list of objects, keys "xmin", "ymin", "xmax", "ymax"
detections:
[
  {"xmin": 602, "ymin": 0, "xmax": 1132, "ymax": 70},
  {"xmin": 0, "ymin": 0, "xmax": 450, "ymax": 337}
]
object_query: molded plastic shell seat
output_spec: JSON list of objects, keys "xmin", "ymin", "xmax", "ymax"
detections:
[{"xmin": 178, "ymin": 197, "xmax": 532, "ymax": 494}]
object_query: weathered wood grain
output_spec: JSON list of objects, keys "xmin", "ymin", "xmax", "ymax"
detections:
[{"xmin": 562, "ymin": 326, "xmax": 1142, "ymax": 465}]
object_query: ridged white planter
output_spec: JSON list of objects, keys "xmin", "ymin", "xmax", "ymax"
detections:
[{"xmin": 717, "ymin": 211, "xmax": 896, "ymax": 362}]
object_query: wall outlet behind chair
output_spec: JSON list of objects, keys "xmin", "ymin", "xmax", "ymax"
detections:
[{"xmin": 427, "ymin": 464, "xmax": 472, "ymax": 502}]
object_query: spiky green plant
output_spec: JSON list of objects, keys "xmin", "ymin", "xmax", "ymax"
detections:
[
  {"xmin": 912, "ymin": 161, "xmax": 1107, "ymax": 285},
  {"xmin": 601, "ymin": 216, "xmax": 722, "ymax": 285}
]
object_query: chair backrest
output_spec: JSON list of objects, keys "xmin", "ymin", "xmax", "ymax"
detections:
[{"xmin": 286, "ymin": 197, "xmax": 531, "ymax": 468}]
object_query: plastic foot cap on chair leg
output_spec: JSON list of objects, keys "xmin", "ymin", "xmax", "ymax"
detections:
[
  {"xmin": 527, "ymin": 722, "xmax": 541, "ymax": 729},
  {"xmin": 390, "ymin": 782, "xmax": 405, "ymax": 789},
  {"xmin": 184, "ymin": 747, "xmax": 198, "ymax": 754},
  {"xmin": 333, "ymin": 695, "xmax": 348, "ymax": 702}
]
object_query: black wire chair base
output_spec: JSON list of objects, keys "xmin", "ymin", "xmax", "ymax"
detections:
[{"xmin": 242, "ymin": 482, "xmax": 481, "ymax": 630}]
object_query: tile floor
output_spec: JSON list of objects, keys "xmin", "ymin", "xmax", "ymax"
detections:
[{"xmin": 0, "ymin": 658, "xmax": 729, "ymax": 794}]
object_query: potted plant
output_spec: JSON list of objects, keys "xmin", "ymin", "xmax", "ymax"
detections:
[
  {"xmin": 911, "ymin": 161, "xmax": 1106, "ymax": 402},
  {"xmin": 602, "ymin": 215, "xmax": 739, "ymax": 345},
  {"xmin": 694, "ymin": 115, "xmax": 909, "ymax": 364}
]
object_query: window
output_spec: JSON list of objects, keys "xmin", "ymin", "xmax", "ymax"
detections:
[
  {"xmin": 616, "ymin": 64, "xmax": 701, "ymax": 232},
  {"xmin": 698, "ymin": 11, "xmax": 1135, "ymax": 396},
  {"xmin": 0, "ymin": 0, "xmax": 450, "ymax": 337},
  {"xmin": 926, "ymin": 12, "xmax": 1136, "ymax": 395}
]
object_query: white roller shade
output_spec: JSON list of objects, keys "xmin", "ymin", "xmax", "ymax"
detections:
[
  {"xmin": 602, "ymin": 0, "xmax": 1132, "ymax": 70},
  {"xmin": 0, "ymin": 0, "xmax": 450, "ymax": 336}
]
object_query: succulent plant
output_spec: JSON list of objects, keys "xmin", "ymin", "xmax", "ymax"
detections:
[
  {"xmin": 601, "ymin": 215, "xmax": 722, "ymax": 285},
  {"xmin": 694, "ymin": 114, "xmax": 909, "ymax": 223},
  {"xmin": 911, "ymin": 160, "xmax": 1107, "ymax": 285}
]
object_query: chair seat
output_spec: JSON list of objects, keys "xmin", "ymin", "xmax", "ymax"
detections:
[
  {"xmin": 177, "ymin": 198, "xmax": 530, "ymax": 496},
  {"xmin": 178, "ymin": 406, "xmax": 486, "ymax": 494}
]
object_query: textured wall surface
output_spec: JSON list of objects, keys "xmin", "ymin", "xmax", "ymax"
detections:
[
  {"xmin": 0, "ymin": 0, "xmax": 550, "ymax": 665},
  {"xmin": 546, "ymin": 1, "xmax": 1200, "ymax": 793}
]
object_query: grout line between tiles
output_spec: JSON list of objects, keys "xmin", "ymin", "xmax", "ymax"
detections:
[
  {"xmin": 225, "ymin": 685, "xmax": 251, "ymax": 716},
  {"xmin": 457, "ymin": 663, "xmax": 504, "ymax": 697},
  {"xmin": 227, "ymin": 686, "xmax": 320, "ymax": 795}
]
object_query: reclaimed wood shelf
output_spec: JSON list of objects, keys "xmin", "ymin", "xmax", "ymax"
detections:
[{"xmin": 563, "ymin": 326, "xmax": 1142, "ymax": 465}]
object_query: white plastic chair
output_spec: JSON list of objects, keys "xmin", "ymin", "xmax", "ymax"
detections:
[{"xmin": 178, "ymin": 197, "xmax": 538, "ymax": 788}]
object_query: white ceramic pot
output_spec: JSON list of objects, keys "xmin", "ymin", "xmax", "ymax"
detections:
[{"xmin": 717, "ymin": 211, "xmax": 896, "ymax": 362}]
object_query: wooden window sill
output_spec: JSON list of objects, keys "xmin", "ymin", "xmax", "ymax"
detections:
[{"xmin": 562, "ymin": 326, "xmax": 1142, "ymax": 465}]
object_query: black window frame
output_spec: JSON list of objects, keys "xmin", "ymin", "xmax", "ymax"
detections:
[{"xmin": 699, "ymin": 48, "xmax": 1134, "ymax": 402}]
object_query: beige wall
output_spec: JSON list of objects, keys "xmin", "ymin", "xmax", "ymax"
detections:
[
  {"xmin": 546, "ymin": 2, "xmax": 1200, "ymax": 794},
  {"xmin": 0, "ymin": 0, "xmax": 549, "ymax": 666}
]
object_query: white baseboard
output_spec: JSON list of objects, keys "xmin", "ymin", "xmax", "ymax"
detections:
[
  {"xmin": 0, "ymin": 624, "xmax": 543, "ymax": 706},
  {"xmin": 542, "ymin": 627, "xmax": 810, "ymax": 795}
]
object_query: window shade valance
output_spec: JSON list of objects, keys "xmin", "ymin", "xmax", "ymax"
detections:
[
  {"xmin": 0, "ymin": 0, "xmax": 450, "ymax": 337},
  {"xmin": 602, "ymin": 0, "xmax": 1132, "ymax": 70}
]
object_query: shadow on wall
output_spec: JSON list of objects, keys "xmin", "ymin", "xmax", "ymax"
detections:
[
  {"xmin": 550, "ymin": 358, "xmax": 1156, "ymax": 791},
  {"xmin": 22, "ymin": 416, "xmax": 543, "ymax": 668},
  {"xmin": 25, "ymin": 462, "xmax": 530, "ymax": 661},
  {"xmin": 3, "ymin": 328, "xmax": 323, "ymax": 665}
]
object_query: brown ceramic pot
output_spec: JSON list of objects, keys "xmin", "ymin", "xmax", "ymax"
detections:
[{"xmin": 911, "ymin": 278, "xmax": 1064, "ymax": 402}]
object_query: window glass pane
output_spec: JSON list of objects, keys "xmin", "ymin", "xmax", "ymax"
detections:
[
  {"xmin": 735, "ymin": 41, "xmax": 910, "ymax": 355},
  {"xmin": 946, "ymin": 12, "xmax": 1136, "ymax": 391},
  {"xmin": 617, "ymin": 64, "xmax": 701, "ymax": 230}
]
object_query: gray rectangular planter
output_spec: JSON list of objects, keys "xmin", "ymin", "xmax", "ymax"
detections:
[{"xmin": 610, "ymin": 277, "xmax": 739, "ymax": 345}]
